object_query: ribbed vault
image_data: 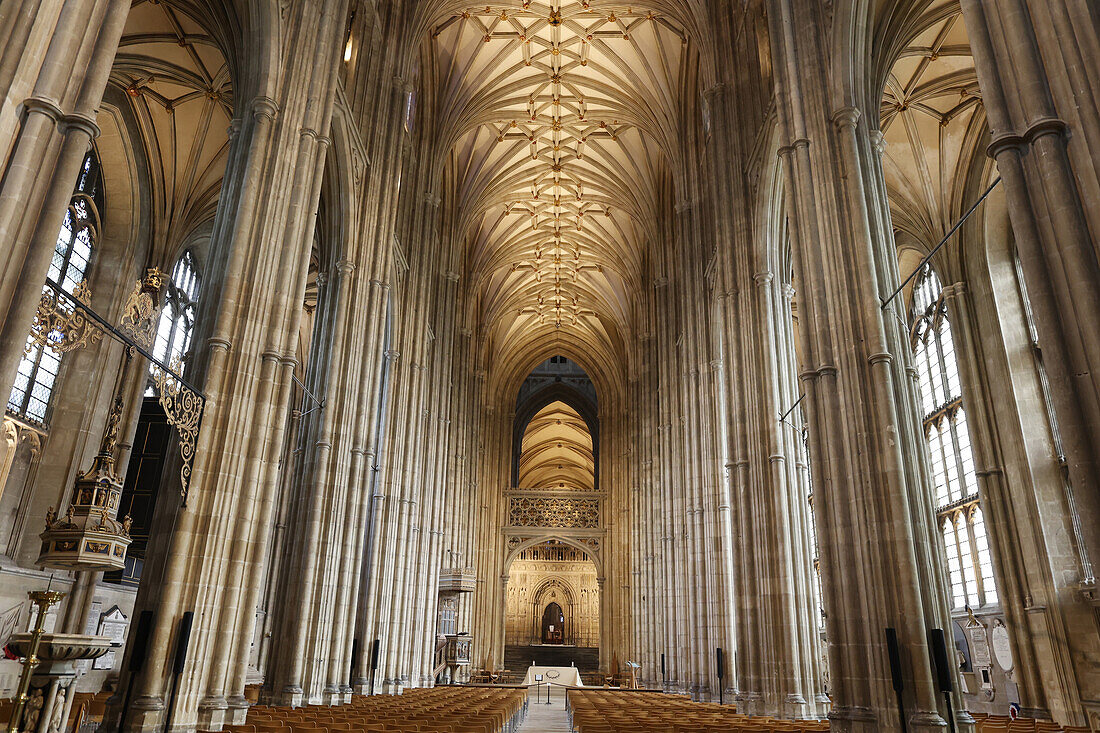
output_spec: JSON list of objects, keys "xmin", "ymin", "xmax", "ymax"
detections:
[
  {"xmin": 113, "ymin": 0, "xmax": 233, "ymax": 261},
  {"xmin": 517, "ymin": 400, "xmax": 595, "ymax": 490},
  {"xmin": 880, "ymin": 1, "xmax": 984, "ymax": 248},
  {"xmin": 431, "ymin": 2, "xmax": 688, "ymax": 377}
]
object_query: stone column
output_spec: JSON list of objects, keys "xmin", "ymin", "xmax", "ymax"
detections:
[
  {"xmin": 0, "ymin": 0, "xmax": 129, "ymax": 404},
  {"xmin": 116, "ymin": 3, "xmax": 350, "ymax": 728},
  {"xmin": 769, "ymin": 2, "xmax": 967, "ymax": 730},
  {"xmin": 959, "ymin": 0, "xmax": 1100, "ymax": 588},
  {"xmin": 942, "ymin": 278, "xmax": 1097, "ymax": 724}
]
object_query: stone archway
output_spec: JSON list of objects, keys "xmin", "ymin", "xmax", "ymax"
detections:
[
  {"xmin": 503, "ymin": 539, "xmax": 600, "ymax": 657},
  {"xmin": 541, "ymin": 601, "xmax": 565, "ymax": 644}
]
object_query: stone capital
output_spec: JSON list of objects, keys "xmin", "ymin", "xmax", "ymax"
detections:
[
  {"xmin": 61, "ymin": 113, "xmax": 100, "ymax": 139},
  {"xmin": 250, "ymin": 96, "xmax": 279, "ymax": 121},
  {"xmin": 22, "ymin": 95, "xmax": 64, "ymax": 122},
  {"xmin": 831, "ymin": 106, "xmax": 861, "ymax": 131}
]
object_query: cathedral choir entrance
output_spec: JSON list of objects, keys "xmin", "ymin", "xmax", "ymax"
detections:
[{"xmin": 500, "ymin": 357, "xmax": 603, "ymax": 681}]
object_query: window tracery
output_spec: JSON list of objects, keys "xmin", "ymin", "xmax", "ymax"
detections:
[
  {"xmin": 7, "ymin": 150, "xmax": 102, "ymax": 426},
  {"xmin": 909, "ymin": 264, "xmax": 996, "ymax": 608},
  {"xmin": 147, "ymin": 250, "xmax": 201, "ymax": 394}
]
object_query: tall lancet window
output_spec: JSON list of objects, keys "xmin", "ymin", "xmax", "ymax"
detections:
[
  {"xmin": 7, "ymin": 150, "xmax": 103, "ymax": 426},
  {"xmin": 147, "ymin": 250, "xmax": 201, "ymax": 392},
  {"xmin": 909, "ymin": 264, "xmax": 997, "ymax": 609}
]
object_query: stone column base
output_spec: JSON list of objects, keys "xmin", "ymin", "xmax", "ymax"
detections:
[
  {"xmin": 225, "ymin": 695, "xmax": 250, "ymax": 724},
  {"xmin": 826, "ymin": 706, "xmax": 881, "ymax": 733},
  {"xmin": 784, "ymin": 693, "xmax": 809, "ymax": 720},
  {"xmin": 909, "ymin": 709, "xmax": 950, "ymax": 733},
  {"xmin": 124, "ymin": 695, "xmax": 165, "ymax": 733},
  {"xmin": 735, "ymin": 691, "xmax": 763, "ymax": 717},
  {"xmin": 321, "ymin": 686, "xmax": 344, "ymax": 706},
  {"xmin": 273, "ymin": 686, "xmax": 304, "ymax": 707},
  {"xmin": 197, "ymin": 695, "xmax": 231, "ymax": 730}
]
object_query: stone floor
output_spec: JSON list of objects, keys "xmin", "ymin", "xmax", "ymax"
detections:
[{"xmin": 518, "ymin": 684, "xmax": 572, "ymax": 732}]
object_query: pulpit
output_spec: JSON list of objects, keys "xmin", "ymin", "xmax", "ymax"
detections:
[{"xmin": 441, "ymin": 634, "xmax": 471, "ymax": 684}]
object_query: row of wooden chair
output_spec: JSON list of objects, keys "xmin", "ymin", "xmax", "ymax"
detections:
[
  {"xmin": 972, "ymin": 713, "xmax": 1092, "ymax": 733},
  {"xmin": 565, "ymin": 697, "xmax": 1096, "ymax": 733},
  {"xmin": 222, "ymin": 687, "xmax": 528, "ymax": 733},
  {"xmin": 567, "ymin": 689, "xmax": 825, "ymax": 733}
]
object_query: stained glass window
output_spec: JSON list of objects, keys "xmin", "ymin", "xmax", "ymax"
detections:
[{"xmin": 7, "ymin": 150, "xmax": 102, "ymax": 426}]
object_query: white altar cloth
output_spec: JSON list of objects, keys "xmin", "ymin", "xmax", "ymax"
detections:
[{"xmin": 522, "ymin": 665, "xmax": 583, "ymax": 687}]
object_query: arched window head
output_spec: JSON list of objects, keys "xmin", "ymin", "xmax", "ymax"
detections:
[
  {"xmin": 6, "ymin": 149, "xmax": 102, "ymax": 426},
  {"xmin": 147, "ymin": 250, "xmax": 201, "ymax": 393},
  {"xmin": 908, "ymin": 263, "xmax": 996, "ymax": 609}
]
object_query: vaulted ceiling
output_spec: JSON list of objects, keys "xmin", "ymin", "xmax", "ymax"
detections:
[
  {"xmin": 112, "ymin": 0, "xmax": 233, "ymax": 263},
  {"xmin": 880, "ymin": 1, "xmax": 984, "ymax": 251},
  {"xmin": 430, "ymin": 2, "xmax": 689, "ymax": 376},
  {"xmin": 518, "ymin": 400, "xmax": 595, "ymax": 490}
]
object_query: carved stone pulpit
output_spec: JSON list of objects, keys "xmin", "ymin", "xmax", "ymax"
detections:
[{"xmin": 441, "ymin": 634, "xmax": 472, "ymax": 684}]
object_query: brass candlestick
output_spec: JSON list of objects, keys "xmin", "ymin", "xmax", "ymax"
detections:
[{"xmin": 6, "ymin": 589, "xmax": 65, "ymax": 733}]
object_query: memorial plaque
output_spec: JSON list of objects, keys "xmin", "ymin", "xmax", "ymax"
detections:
[
  {"xmin": 968, "ymin": 623, "xmax": 991, "ymax": 669},
  {"xmin": 992, "ymin": 623, "xmax": 1013, "ymax": 671},
  {"xmin": 94, "ymin": 606, "xmax": 128, "ymax": 670}
]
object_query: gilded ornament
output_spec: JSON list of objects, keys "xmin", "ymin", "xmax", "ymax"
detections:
[
  {"xmin": 38, "ymin": 391, "xmax": 131, "ymax": 571},
  {"xmin": 120, "ymin": 268, "xmax": 165, "ymax": 349},
  {"xmin": 26, "ymin": 280, "xmax": 103, "ymax": 354},
  {"xmin": 151, "ymin": 357, "xmax": 204, "ymax": 497}
]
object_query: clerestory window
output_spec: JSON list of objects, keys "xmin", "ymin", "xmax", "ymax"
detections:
[
  {"xmin": 909, "ymin": 264, "xmax": 997, "ymax": 609},
  {"xmin": 146, "ymin": 250, "xmax": 201, "ymax": 394}
]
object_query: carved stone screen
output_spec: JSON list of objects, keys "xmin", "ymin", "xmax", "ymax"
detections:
[{"xmin": 508, "ymin": 496, "xmax": 599, "ymax": 529}]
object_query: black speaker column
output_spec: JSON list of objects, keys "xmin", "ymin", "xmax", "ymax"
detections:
[
  {"xmin": 163, "ymin": 612, "xmax": 194, "ymax": 733},
  {"xmin": 885, "ymin": 628, "xmax": 907, "ymax": 733},
  {"xmin": 660, "ymin": 652, "xmax": 666, "ymax": 688},
  {"xmin": 369, "ymin": 639, "xmax": 381, "ymax": 696},
  {"xmin": 119, "ymin": 610, "xmax": 154, "ymax": 732},
  {"xmin": 716, "ymin": 648, "xmax": 724, "ymax": 705},
  {"xmin": 928, "ymin": 628, "xmax": 957, "ymax": 733}
]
